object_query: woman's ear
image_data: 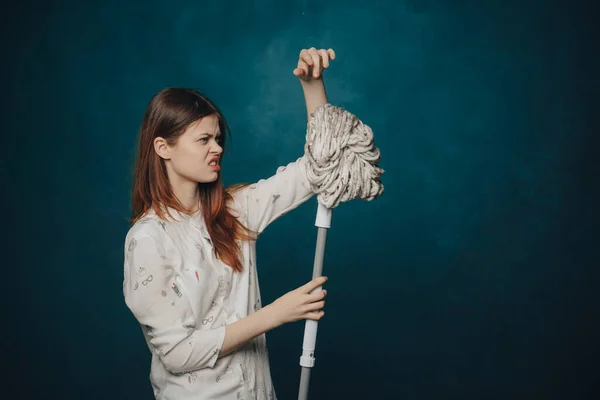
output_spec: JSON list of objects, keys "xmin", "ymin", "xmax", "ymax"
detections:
[{"xmin": 154, "ymin": 137, "xmax": 171, "ymax": 160}]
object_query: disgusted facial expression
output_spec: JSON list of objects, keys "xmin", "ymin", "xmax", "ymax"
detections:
[{"xmin": 161, "ymin": 114, "xmax": 224, "ymax": 184}]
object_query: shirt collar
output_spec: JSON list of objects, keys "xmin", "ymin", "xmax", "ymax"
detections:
[{"xmin": 155, "ymin": 204, "xmax": 212, "ymax": 242}]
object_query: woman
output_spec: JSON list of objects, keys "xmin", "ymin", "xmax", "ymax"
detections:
[{"xmin": 123, "ymin": 47, "xmax": 336, "ymax": 399}]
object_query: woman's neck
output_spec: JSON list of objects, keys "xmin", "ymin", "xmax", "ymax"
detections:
[{"xmin": 173, "ymin": 183, "xmax": 200, "ymax": 212}]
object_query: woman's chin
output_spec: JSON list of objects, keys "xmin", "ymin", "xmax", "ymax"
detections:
[{"xmin": 196, "ymin": 174, "xmax": 219, "ymax": 184}]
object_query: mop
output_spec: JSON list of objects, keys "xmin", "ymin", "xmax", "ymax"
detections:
[{"xmin": 298, "ymin": 103, "xmax": 385, "ymax": 400}]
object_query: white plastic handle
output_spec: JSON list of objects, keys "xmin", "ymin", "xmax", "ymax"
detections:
[
  {"xmin": 300, "ymin": 319, "xmax": 319, "ymax": 367},
  {"xmin": 315, "ymin": 202, "xmax": 332, "ymax": 228}
]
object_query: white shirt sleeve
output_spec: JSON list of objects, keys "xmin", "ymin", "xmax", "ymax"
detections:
[
  {"xmin": 239, "ymin": 155, "xmax": 315, "ymax": 234},
  {"xmin": 123, "ymin": 229, "xmax": 226, "ymax": 374}
]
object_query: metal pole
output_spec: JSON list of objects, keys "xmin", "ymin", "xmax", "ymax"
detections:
[{"xmin": 298, "ymin": 202, "xmax": 331, "ymax": 400}]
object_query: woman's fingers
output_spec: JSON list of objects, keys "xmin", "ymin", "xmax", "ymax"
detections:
[
  {"xmin": 304, "ymin": 300, "xmax": 325, "ymax": 312},
  {"xmin": 305, "ymin": 310, "xmax": 325, "ymax": 321},
  {"xmin": 297, "ymin": 60, "xmax": 309, "ymax": 76},
  {"xmin": 307, "ymin": 289, "xmax": 327, "ymax": 302},
  {"xmin": 308, "ymin": 48, "xmax": 321, "ymax": 77},
  {"xmin": 317, "ymin": 49, "xmax": 329, "ymax": 68},
  {"xmin": 301, "ymin": 276, "xmax": 328, "ymax": 293},
  {"xmin": 300, "ymin": 49, "xmax": 313, "ymax": 66},
  {"xmin": 296, "ymin": 51, "xmax": 314, "ymax": 80},
  {"xmin": 295, "ymin": 47, "xmax": 335, "ymax": 79}
]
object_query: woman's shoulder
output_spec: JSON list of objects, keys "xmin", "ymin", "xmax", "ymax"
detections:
[
  {"xmin": 225, "ymin": 182, "xmax": 255, "ymax": 198},
  {"xmin": 225, "ymin": 183, "xmax": 254, "ymax": 214},
  {"xmin": 125, "ymin": 211, "xmax": 164, "ymax": 243}
]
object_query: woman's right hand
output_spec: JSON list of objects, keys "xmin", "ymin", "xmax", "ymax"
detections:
[{"xmin": 265, "ymin": 276, "xmax": 328, "ymax": 326}]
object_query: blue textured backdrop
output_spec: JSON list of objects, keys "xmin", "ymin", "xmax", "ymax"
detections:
[{"xmin": 4, "ymin": 0, "xmax": 599, "ymax": 399}]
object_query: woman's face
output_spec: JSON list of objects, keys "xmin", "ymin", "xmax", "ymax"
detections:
[{"xmin": 164, "ymin": 114, "xmax": 223, "ymax": 184}]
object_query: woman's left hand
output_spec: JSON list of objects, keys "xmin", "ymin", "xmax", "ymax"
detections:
[{"xmin": 293, "ymin": 47, "xmax": 336, "ymax": 81}]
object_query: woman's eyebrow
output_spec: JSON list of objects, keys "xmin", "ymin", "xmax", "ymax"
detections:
[{"xmin": 200, "ymin": 132, "xmax": 222, "ymax": 137}]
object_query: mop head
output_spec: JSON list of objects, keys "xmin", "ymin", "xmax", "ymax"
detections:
[{"xmin": 302, "ymin": 103, "xmax": 384, "ymax": 209}]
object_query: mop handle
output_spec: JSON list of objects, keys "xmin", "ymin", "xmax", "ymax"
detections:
[
  {"xmin": 299, "ymin": 202, "xmax": 331, "ymax": 368},
  {"xmin": 314, "ymin": 201, "xmax": 332, "ymax": 230}
]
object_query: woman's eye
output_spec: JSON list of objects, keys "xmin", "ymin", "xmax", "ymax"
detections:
[{"xmin": 199, "ymin": 137, "xmax": 222, "ymax": 144}]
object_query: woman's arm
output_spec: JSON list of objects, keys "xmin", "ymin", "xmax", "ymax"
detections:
[
  {"xmin": 220, "ymin": 276, "xmax": 329, "ymax": 358},
  {"xmin": 301, "ymin": 79, "xmax": 328, "ymax": 118},
  {"xmin": 124, "ymin": 229, "xmax": 226, "ymax": 374},
  {"xmin": 293, "ymin": 47, "xmax": 336, "ymax": 117},
  {"xmin": 226, "ymin": 47, "xmax": 338, "ymax": 234},
  {"xmin": 219, "ymin": 306, "xmax": 278, "ymax": 357}
]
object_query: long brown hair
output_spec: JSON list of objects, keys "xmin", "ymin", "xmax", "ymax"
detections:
[{"xmin": 130, "ymin": 88, "xmax": 258, "ymax": 273}]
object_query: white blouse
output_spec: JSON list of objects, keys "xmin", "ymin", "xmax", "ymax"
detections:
[{"xmin": 123, "ymin": 156, "xmax": 315, "ymax": 400}]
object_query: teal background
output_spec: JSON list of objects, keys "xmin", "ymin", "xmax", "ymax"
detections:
[{"xmin": 4, "ymin": 0, "xmax": 599, "ymax": 399}]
